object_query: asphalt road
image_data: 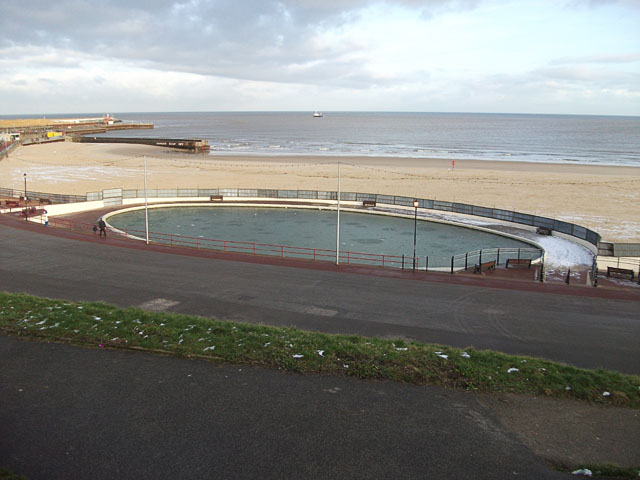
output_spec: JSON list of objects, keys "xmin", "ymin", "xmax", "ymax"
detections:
[
  {"xmin": 1, "ymin": 222, "xmax": 638, "ymax": 374},
  {"xmin": 1, "ymin": 335, "xmax": 566, "ymax": 480},
  {"xmin": 1, "ymin": 220, "xmax": 637, "ymax": 479}
]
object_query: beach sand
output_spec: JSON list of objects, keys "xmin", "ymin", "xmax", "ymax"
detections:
[{"xmin": 2, "ymin": 141, "xmax": 639, "ymax": 242}]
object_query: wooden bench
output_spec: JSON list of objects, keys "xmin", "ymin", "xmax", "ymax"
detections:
[
  {"xmin": 362, "ymin": 200, "xmax": 376, "ymax": 207},
  {"xmin": 606, "ymin": 266, "xmax": 635, "ymax": 280},
  {"xmin": 210, "ymin": 195, "xmax": 223, "ymax": 201},
  {"xmin": 536, "ymin": 226, "xmax": 552, "ymax": 235},
  {"xmin": 474, "ymin": 260, "xmax": 496, "ymax": 274},
  {"xmin": 506, "ymin": 258, "xmax": 532, "ymax": 269}
]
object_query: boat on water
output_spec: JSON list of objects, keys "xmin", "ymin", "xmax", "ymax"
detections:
[{"xmin": 313, "ymin": 111, "xmax": 323, "ymax": 118}]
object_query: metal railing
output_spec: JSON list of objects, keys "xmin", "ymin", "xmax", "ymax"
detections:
[
  {"xmin": 450, "ymin": 247, "xmax": 543, "ymax": 273},
  {"xmin": 116, "ymin": 187, "xmax": 601, "ymax": 247},
  {"xmin": 3, "ymin": 185, "xmax": 603, "ymax": 247},
  {"xmin": 44, "ymin": 217, "xmax": 544, "ymax": 273}
]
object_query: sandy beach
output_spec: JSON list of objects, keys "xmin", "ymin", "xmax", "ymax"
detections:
[{"xmin": 2, "ymin": 141, "xmax": 639, "ymax": 242}]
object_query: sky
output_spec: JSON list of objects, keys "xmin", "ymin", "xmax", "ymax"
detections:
[{"xmin": 1, "ymin": 0, "xmax": 639, "ymax": 116}]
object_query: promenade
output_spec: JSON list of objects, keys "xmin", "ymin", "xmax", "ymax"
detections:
[{"xmin": 1, "ymin": 214, "xmax": 639, "ymax": 479}]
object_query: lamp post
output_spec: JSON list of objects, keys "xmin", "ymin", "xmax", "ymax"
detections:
[
  {"xmin": 412, "ymin": 199, "xmax": 419, "ymax": 271},
  {"xmin": 144, "ymin": 156, "xmax": 149, "ymax": 245},
  {"xmin": 23, "ymin": 173, "xmax": 28, "ymax": 221},
  {"xmin": 336, "ymin": 162, "xmax": 341, "ymax": 265}
]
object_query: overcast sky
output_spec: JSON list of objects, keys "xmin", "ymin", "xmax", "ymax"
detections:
[{"xmin": 1, "ymin": 0, "xmax": 639, "ymax": 115}]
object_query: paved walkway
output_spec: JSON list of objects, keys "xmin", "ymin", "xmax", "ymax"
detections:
[{"xmin": 1, "ymin": 213, "xmax": 639, "ymax": 478}]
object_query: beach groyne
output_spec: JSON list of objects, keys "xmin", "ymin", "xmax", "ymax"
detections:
[{"xmin": 71, "ymin": 136, "xmax": 210, "ymax": 153}]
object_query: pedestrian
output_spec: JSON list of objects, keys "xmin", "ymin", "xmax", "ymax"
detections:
[{"xmin": 98, "ymin": 218, "xmax": 107, "ymax": 237}]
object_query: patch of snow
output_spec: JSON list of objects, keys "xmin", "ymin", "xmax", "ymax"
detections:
[
  {"xmin": 602, "ymin": 391, "xmax": 611, "ymax": 397},
  {"xmin": 10, "ymin": 165, "xmax": 139, "ymax": 184},
  {"xmin": 292, "ymin": 354, "xmax": 304, "ymax": 359},
  {"xmin": 571, "ymin": 468, "xmax": 593, "ymax": 476},
  {"xmin": 507, "ymin": 368, "xmax": 519, "ymax": 373},
  {"xmin": 535, "ymin": 236, "xmax": 593, "ymax": 268},
  {"xmin": 460, "ymin": 352, "xmax": 471, "ymax": 358},
  {"xmin": 317, "ymin": 350, "xmax": 325, "ymax": 356},
  {"xmin": 202, "ymin": 346, "xmax": 215, "ymax": 352}
]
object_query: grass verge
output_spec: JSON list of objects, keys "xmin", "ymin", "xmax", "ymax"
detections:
[{"xmin": 1, "ymin": 291, "xmax": 639, "ymax": 408}]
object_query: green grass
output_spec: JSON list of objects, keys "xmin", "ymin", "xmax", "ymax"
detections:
[
  {"xmin": 0, "ymin": 467, "xmax": 29, "ymax": 480},
  {"xmin": 1, "ymin": 291, "xmax": 639, "ymax": 408}
]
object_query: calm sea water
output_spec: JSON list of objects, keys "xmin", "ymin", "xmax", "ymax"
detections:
[
  {"xmin": 103, "ymin": 111, "xmax": 640, "ymax": 166},
  {"xmin": 3, "ymin": 111, "xmax": 637, "ymax": 166}
]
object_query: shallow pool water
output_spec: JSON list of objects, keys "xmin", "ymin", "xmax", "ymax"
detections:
[{"xmin": 109, "ymin": 206, "xmax": 532, "ymax": 265}]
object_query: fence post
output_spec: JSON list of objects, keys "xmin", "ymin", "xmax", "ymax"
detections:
[
  {"xmin": 425, "ymin": 256, "xmax": 428, "ymax": 272},
  {"xmin": 518, "ymin": 248, "xmax": 521, "ymax": 260},
  {"xmin": 465, "ymin": 253, "xmax": 468, "ymax": 270},
  {"xmin": 450, "ymin": 256, "xmax": 454, "ymax": 274},
  {"xmin": 402, "ymin": 254, "xmax": 405, "ymax": 270},
  {"xmin": 497, "ymin": 248, "xmax": 500, "ymax": 266},
  {"xmin": 479, "ymin": 250, "xmax": 482, "ymax": 265},
  {"xmin": 566, "ymin": 268, "xmax": 571, "ymax": 285}
]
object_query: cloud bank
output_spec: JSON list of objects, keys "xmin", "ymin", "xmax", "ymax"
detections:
[{"xmin": 1, "ymin": 0, "xmax": 638, "ymax": 114}]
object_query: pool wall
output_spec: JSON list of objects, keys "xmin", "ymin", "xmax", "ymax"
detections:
[
  {"xmin": 16, "ymin": 190, "xmax": 598, "ymax": 256},
  {"xmin": 103, "ymin": 200, "xmax": 545, "ymax": 254}
]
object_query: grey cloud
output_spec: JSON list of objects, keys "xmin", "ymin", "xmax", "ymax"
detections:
[
  {"xmin": 550, "ymin": 54, "xmax": 640, "ymax": 65},
  {"xmin": 1, "ymin": 0, "xmax": 476, "ymax": 88}
]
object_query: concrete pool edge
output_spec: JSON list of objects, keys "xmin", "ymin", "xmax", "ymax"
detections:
[{"xmin": 101, "ymin": 199, "xmax": 546, "ymax": 262}]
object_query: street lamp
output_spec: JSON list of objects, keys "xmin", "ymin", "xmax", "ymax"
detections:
[
  {"xmin": 412, "ymin": 199, "xmax": 419, "ymax": 271},
  {"xmin": 23, "ymin": 173, "xmax": 27, "ymax": 222}
]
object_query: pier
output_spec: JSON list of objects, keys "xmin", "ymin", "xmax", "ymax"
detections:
[{"xmin": 72, "ymin": 136, "xmax": 210, "ymax": 153}]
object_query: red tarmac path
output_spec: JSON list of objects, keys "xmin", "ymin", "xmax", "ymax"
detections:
[{"xmin": 2, "ymin": 206, "xmax": 638, "ymax": 302}]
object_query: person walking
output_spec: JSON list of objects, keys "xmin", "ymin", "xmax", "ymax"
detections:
[{"xmin": 98, "ymin": 218, "xmax": 107, "ymax": 237}]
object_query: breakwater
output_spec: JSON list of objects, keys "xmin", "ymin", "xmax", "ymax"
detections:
[{"xmin": 72, "ymin": 136, "xmax": 210, "ymax": 153}]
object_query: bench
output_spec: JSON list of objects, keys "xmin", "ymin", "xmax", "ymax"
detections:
[
  {"xmin": 606, "ymin": 267, "xmax": 635, "ymax": 280},
  {"xmin": 536, "ymin": 227, "xmax": 552, "ymax": 235},
  {"xmin": 474, "ymin": 260, "xmax": 496, "ymax": 274},
  {"xmin": 362, "ymin": 200, "xmax": 376, "ymax": 207},
  {"xmin": 210, "ymin": 195, "xmax": 223, "ymax": 201},
  {"xmin": 506, "ymin": 258, "xmax": 532, "ymax": 269}
]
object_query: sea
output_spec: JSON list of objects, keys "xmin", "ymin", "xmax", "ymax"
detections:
[{"xmin": 7, "ymin": 111, "xmax": 640, "ymax": 166}]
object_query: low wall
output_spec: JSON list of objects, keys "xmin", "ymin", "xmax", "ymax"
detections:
[{"xmin": 2, "ymin": 185, "xmax": 604, "ymax": 248}]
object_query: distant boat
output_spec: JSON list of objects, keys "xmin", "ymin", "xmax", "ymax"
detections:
[{"xmin": 313, "ymin": 111, "xmax": 323, "ymax": 118}]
